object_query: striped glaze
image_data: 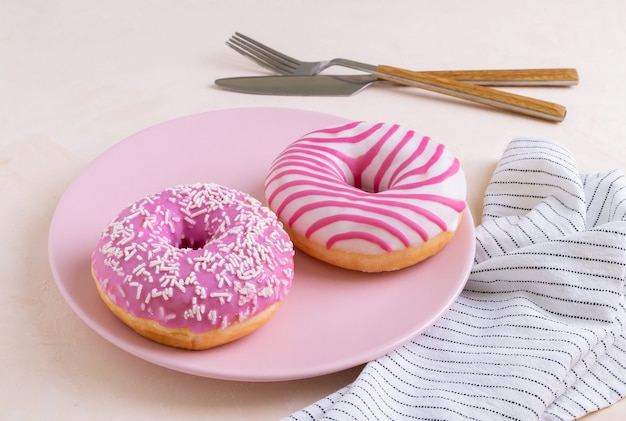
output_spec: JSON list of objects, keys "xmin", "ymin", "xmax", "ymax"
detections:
[{"xmin": 264, "ymin": 121, "xmax": 467, "ymax": 255}]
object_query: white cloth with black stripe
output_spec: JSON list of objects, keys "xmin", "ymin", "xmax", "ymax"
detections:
[{"xmin": 286, "ymin": 138, "xmax": 626, "ymax": 421}]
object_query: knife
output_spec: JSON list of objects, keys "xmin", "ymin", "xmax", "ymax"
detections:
[
  {"xmin": 216, "ymin": 68, "xmax": 573, "ymax": 121},
  {"xmin": 216, "ymin": 67, "xmax": 579, "ymax": 96},
  {"xmin": 217, "ymin": 67, "xmax": 579, "ymax": 94}
]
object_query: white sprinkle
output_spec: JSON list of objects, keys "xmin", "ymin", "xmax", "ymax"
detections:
[
  {"xmin": 259, "ymin": 286, "xmax": 274, "ymax": 298},
  {"xmin": 160, "ymin": 275, "xmax": 177, "ymax": 287},
  {"xmin": 123, "ymin": 245, "xmax": 137, "ymax": 261},
  {"xmin": 132, "ymin": 262, "xmax": 146, "ymax": 275},
  {"xmin": 125, "ymin": 210, "xmax": 142, "ymax": 221},
  {"xmin": 210, "ymin": 291, "xmax": 232, "ymax": 305},
  {"xmin": 190, "ymin": 208, "xmax": 208, "ymax": 218},
  {"xmin": 195, "ymin": 285, "xmax": 207, "ymax": 299},
  {"xmin": 174, "ymin": 280, "xmax": 186, "ymax": 292},
  {"xmin": 142, "ymin": 215, "xmax": 156, "ymax": 230},
  {"xmin": 118, "ymin": 231, "xmax": 135, "ymax": 246},
  {"xmin": 207, "ymin": 310, "xmax": 217, "ymax": 324}
]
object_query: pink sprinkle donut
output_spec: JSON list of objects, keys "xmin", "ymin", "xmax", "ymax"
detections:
[
  {"xmin": 91, "ymin": 183, "xmax": 294, "ymax": 350},
  {"xmin": 264, "ymin": 121, "xmax": 466, "ymax": 272}
]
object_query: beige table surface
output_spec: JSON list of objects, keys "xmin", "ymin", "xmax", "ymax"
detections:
[{"xmin": 3, "ymin": 1, "xmax": 626, "ymax": 419}]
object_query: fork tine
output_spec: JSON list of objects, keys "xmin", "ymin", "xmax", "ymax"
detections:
[
  {"xmin": 228, "ymin": 33, "xmax": 300, "ymax": 75},
  {"xmin": 228, "ymin": 34, "xmax": 296, "ymax": 74},
  {"xmin": 234, "ymin": 32, "xmax": 300, "ymax": 66},
  {"xmin": 226, "ymin": 40, "xmax": 289, "ymax": 74},
  {"xmin": 227, "ymin": 38, "xmax": 294, "ymax": 74}
]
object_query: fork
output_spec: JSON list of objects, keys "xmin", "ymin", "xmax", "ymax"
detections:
[
  {"xmin": 226, "ymin": 33, "xmax": 574, "ymax": 122},
  {"xmin": 228, "ymin": 32, "xmax": 579, "ymax": 87}
]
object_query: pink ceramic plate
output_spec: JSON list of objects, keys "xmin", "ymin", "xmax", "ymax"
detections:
[{"xmin": 48, "ymin": 107, "xmax": 475, "ymax": 381}]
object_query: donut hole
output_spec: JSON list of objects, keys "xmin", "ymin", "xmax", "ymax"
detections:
[
  {"xmin": 356, "ymin": 183, "xmax": 376, "ymax": 194},
  {"xmin": 177, "ymin": 230, "xmax": 211, "ymax": 250},
  {"xmin": 356, "ymin": 179, "xmax": 385, "ymax": 194},
  {"xmin": 351, "ymin": 163, "xmax": 387, "ymax": 194},
  {"xmin": 178, "ymin": 237, "xmax": 205, "ymax": 250}
]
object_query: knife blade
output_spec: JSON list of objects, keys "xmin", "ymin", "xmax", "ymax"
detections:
[{"xmin": 215, "ymin": 74, "xmax": 377, "ymax": 96}]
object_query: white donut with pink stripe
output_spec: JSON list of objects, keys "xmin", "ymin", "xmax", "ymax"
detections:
[{"xmin": 264, "ymin": 121, "xmax": 467, "ymax": 272}]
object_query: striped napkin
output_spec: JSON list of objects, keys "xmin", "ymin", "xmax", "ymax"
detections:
[{"xmin": 286, "ymin": 138, "xmax": 626, "ymax": 421}]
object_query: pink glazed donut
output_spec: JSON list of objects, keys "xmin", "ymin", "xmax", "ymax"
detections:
[
  {"xmin": 91, "ymin": 183, "xmax": 294, "ymax": 350},
  {"xmin": 264, "ymin": 121, "xmax": 466, "ymax": 272}
]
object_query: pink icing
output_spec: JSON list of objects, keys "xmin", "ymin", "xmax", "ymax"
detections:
[
  {"xmin": 91, "ymin": 183, "xmax": 294, "ymax": 333},
  {"xmin": 264, "ymin": 121, "xmax": 467, "ymax": 255}
]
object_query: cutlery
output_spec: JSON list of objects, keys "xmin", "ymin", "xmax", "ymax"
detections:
[
  {"xmin": 227, "ymin": 32, "xmax": 579, "ymax": 87},
  {"xmin": 215, "ymin": 68, "xmax": 582, "ymax": 96},
  {"xmin": 223, "ymin": 33, "xmax": 576, "ymax": 122},
  {"xmin": 215, "ymin": 72, "xmax": 567, "ymax": 122}
]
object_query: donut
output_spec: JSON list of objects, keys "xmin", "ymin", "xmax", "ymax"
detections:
[
  {"xmin": 91, "ymin": 183, "xmax": 294, "ymax": 350},
  {"xmin": 264, "ymin": 121, "xmax": 466, "ymax": 272}
]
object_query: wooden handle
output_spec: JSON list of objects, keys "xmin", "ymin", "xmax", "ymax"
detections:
[
  {"xmin": 376, "ymin": 65, "xmax": 567, "ymax": 122},
  {"xmin": 418, "ymin": 68, "xmax": 579, "ymax": 86}
]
